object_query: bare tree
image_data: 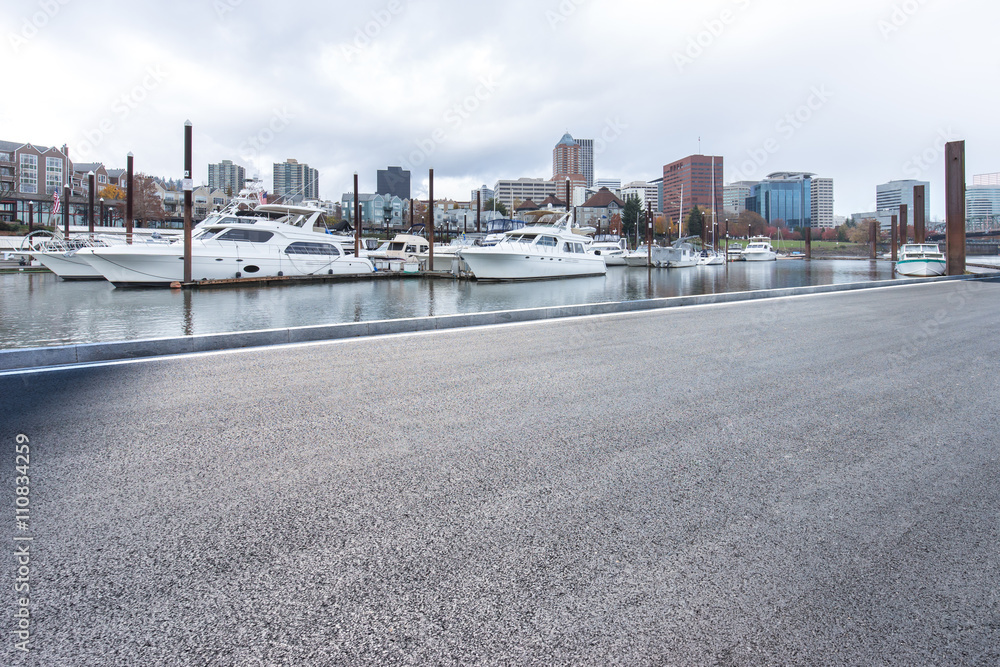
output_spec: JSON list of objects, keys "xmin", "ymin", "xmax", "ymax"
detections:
[{"xmin": 132, "ymin": 174, "xmax": 165, "ymax": 226}]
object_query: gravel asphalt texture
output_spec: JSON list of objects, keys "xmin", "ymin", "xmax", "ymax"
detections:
[{"xmin": 2, "ymin": 278, "xmax": 999, "ymax": 666}]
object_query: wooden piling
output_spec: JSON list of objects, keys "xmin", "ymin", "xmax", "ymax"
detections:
[
  {"xmin": 890, "ymin": 215, "xmax": 898, "ymax": 262},
  {"xmin": 914, "ymin": 184, "xmax": 926, "ymax": 244},
  {"xmin": 945, "ymin": 141, "xmax": 966, "ymax": 275},
  {"xmin": 183, "ymin": 122, "xmax": 193, "ymax": 283},
  {"xmin": 428, "ymin": 168, "xmax": 435, "ymax": 268},
  {"xmin": 87, "ymin": 172, "xmax": 95, "ymax": 234},
  {"xmin": 126, "ymin": 152, "xmax": 134, "ymax": 244},
  {"xmin": 804, "ymin": 226, "xmax": 811, "ymax": 259}
]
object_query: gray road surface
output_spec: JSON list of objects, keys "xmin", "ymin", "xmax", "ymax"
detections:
[{"xmin": 2, "ymin": 279, "xmax": 999, "ymax": 665}]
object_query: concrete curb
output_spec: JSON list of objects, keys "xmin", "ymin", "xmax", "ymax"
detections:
[{"xmin": 1, "ymin": 274, "xmax": 993, "ymax": 372}]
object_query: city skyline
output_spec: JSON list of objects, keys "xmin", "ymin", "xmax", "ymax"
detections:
[{"xmin": 2, "ymin": 0, "xmax": 996, "ymax": 219}]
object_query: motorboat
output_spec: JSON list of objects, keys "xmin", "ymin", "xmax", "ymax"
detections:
[
  {"xmin": 727, "ymin": 244, "xmax": 745, "ymax": 261},
  {"xmin": 741, "ymin": 237, "xmax": 777, "ymax": 262},
  {"xmin": 590, "ymin": 239, "xmax": 628, "ymax": 266},
  {"xmin": 625, "ymin": 245, "xmax": 652, "ymax": 267},
  {"xmin": 77, "ymin": 203, "xmax": 372, "ymax": 286},
  {"xmin": 895, "ymin": 243, "xmax": 946, "ymax": 277},
  {"xmin": 664, "ymin": 241, "xmax": 699, "ymax": 268},
  {"xmin": 696, "ymin": 248, "xmax": 725, "ymax": 266},
  {"xmin": 16, "ymin": 229, "xmax": 173, "ymax": 280},
  {"xmin": 368, "ymin": 232, "xmax": 430, "ymax": 262},
  {"xmin": 458, "ymin": 211, "xmax": 605, "ymax": 281}
]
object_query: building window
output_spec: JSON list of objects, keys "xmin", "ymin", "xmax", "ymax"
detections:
[
  {"xmin": 20, "ymin": 154, "xmax": 37, "ymax": 193},
  {"xmin": 98, "ymin": 174, "xmax": 107, "ymax": 184},
  {"xmin": 45, "ymin": 157, "xmax": 62, "ymax": 194}
]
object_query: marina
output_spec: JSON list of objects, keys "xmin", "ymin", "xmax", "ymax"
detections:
[{"xmin": 2, "ymin": 259, "xmax": 898, "ymax": 350}]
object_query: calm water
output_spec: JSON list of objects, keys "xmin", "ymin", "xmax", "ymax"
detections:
[{"xmin": 1, "ymin": 261, "xmax": 895, "ymax": 349}]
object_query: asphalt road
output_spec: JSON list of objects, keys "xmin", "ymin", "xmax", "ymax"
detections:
[{"xmin": 2, "ymin": 279, "xmax": 999, "ymax": 666}]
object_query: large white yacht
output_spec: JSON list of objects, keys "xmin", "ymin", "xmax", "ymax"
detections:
[
  {"xmin": 741, "ymin": 236, "xmax": 777, "ymax": 262},
  {"xmin": 895, "ymin": 243, "xmax": 946, "ymax": 277},
  {"xmin": 458, "ymin": 211, "xmax": 605, "ymax": 280},
  {"xmin": 77, "ymin": 203, "xmax": 372, "ymax": 287}
]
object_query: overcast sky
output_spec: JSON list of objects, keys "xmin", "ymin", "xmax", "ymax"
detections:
[{"xmin": 3, "ymin": 0, "xmax": 995, "ymax": 218}]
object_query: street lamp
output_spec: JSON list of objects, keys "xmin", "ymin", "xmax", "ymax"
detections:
[{"xmin": 99, "ymin": 197, "xmax": 104, "ymax": 227}]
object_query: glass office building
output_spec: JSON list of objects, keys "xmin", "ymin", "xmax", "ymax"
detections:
[{"xmin": 746, "ymin": 173, "xmax": 813, "ymax": 228}]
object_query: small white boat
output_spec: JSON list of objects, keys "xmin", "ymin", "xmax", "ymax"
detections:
[
  {"xmin": 727, "ymin": 245, "xmax": 745, "ymax": 261},
  {"xmin": 625, "ymin": 245, "xmax": 652, "ymax": 267},
  {"xmin": 591, "ymin": 239, "xmax": 628, "ymax": 266},
  {"xmin": 742, "ymin": 237, "xmax": 777, "ymax": 262},
  {"xmin": 696, "ymin": 248, "xmax": 725, "ymax": 266},
  {"xmin": 665, "ymin": 242, "xmax": 699, "ymax": 268},
  {"xmin": 896, "ymin": 243, "xmax": 946, "ymax": 277}
]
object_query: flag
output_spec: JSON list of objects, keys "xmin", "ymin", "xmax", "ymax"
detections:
[
  {"xmin": 258, "ymin": 190, "xmax": 266, "ymax": 206},
  {"xmin": 51, "ymin": 191, "xmax": 60, "ymax": 215}
]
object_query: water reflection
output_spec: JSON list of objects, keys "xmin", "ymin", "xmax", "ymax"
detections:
[{"xmin": 0, "ymin": 260, "xmax": 897, "ymax": 349}]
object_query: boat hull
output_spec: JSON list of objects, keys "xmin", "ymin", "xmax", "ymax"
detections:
[
  {"xmin": 895, "ymin": 259, "xmax": 946, "ymax": 277},
  {"xmin": 32, "ymin": 252, "xmax": 105, "ymax": 279},
  {"xmin": 79, "ymin": 243, "xmax": 374, "ymax": 286},
  {"xmin": 459, "ymin": 247, "xmax": 606, "ymax": 281},
  {"xmin": 742, "ymin": 251, "xmax": 777, "ymax": 261}
]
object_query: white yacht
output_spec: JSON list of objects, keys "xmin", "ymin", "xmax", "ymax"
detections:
[
  {"xmin": 741, "ymin": 237, "xmax": 777, "ymax": 262},
  {"xmin": 664, "ymin": 241, "xmax": 699, "ymax": 268},
  {"xmin": 625, "ymin": 245, "xmax": 652, "ymax": 267},
  {"xmin": 16, "ymin": 230, "xmax": 179, "ymax": 280},
  {"xmin": 727, "ymin": 244, "xmax": 745, "ymax": 261},
  {"xmin": 696, "ymin": 248, "xmax": 725, "ymax": 266},
  {"xmin": 896, "ymin": 243, "xmax": 946, "ymax": 277},
  {"xmin": 590, "ymin": 239, "xmax": 628, "ymax": 266},
  {"xmin": 77, "ymin": 203, "xmax": 372, "ymax": 287},
  {"xmin": 458, "ymin": 211, "xmax": 605, "ymax": 281}
]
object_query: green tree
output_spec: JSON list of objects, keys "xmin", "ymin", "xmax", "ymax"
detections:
[
  {"xmin": 622, "ymin": 194, "xmax": 643, "ymax": 241},
  {"xmin": 686, "ymin": 206, "xmax": 704, "ymax": 238},
  {"xmin": 483, "ymin": 198, "xmax": 508, "ymax": 217}
]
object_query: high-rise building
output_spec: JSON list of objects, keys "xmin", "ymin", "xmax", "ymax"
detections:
[
  {"xmin": 552, "ymin": 133, "xmax": 586, "ymax": 187},
  {"xmin": 377, "ymin": 166, "xmax": 410, "ymax": 200},
  {"xmin": 662, "ymin": 155, "xmax": 724, "ymax": 224},
  {"xmin": 272, "ymin": 158, "xmax": 318, "ymax": 201},
  {"xmin": 973, "ymin": 173, "xmax": 1000, "ymax": 186},
  {"xmin": 966, "ymin": 185, "xmax": 1000, "ymax": 230},
  {"xmin": 471, "ymin": 184, "xmax": 494, "ymax": 205},
  {"xmin": 493, "ymin": 178, "xmax": 559, "ymax": 213},
  {"xmin": 621, "ymin": 180, "xmax": 660, "ymax": 213},
  {"xmin": 876, "ymin": 179, "xmax": 930, "ymax": 224},
  {"xmin": 746, "ymin": 172, "xmax": 820, "ymax": 229},
  {"xmin": 745, "ymin": 172, "xmax": 834, "ymax": 228},
  {"xmin": 811, "ymin": 178, "xmax": 834, "ymax": 228},
  {"xmin": 577, "ymin": 138, "xmax": 594, "ymax": 187},
  {"xmin": 208, "ymin": 159, "xmax": 246, "ymax": 195},
  {"xmin": 723, "ymin": 181, "xmax": 758, "ymax": 215}
]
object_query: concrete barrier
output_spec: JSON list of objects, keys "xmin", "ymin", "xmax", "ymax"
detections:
[{"xmin": 0, "ymin": 274, "xmax": 992, "ymax": 372}]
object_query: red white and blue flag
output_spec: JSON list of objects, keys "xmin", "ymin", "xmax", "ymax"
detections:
[{"xmin": 51, "ymin": 191, "xmax": 60, "ymax": 215}]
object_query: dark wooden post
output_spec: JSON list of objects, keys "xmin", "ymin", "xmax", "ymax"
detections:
[
  {"xmin": 914, "ymin": 185, "xmax": 926, "ymax": 244},
  {"xmin": 183, "ymin": 121, "xmax": 193, "ymax": 283},
  {"xmin": 28, "ymin": 202, "xmax": 33, "ymax": 234},
  {"xmin": 804, "ymin": 226, "xmax": 811, "ymax": 259},
  {"xmin": 353, "ymin": 173, "xmax": 360, "ymax": 256},
  {"xmin": 945, "ymin": 141, "xmax": 966, "ymax": 275},
  {"xmin": 476, "ymin": 190, "xmax": 481, "ymax": 233},
  {"xmin": 899, "ymin": 203, "xmax": 908, "ymax": 249},
  {"xmin": 87, "ymin": 172, "xmax": 95, "ymax": 234},
  {"xmin": 890, "ymin": 215, "xmax": 898, "ymax": 262},
  {"xmin": 62, "ymin": 182, "xmax": 70, "ymax": 238},
  {"xmin": 126, "ymin": 152, "xmax": 134, "ymax": 244},
  {"xmin": 869, "ymin": 220, "xmax": 877, "ymax": 260},
  {"xmin": 428, "ymin": 168, "xmax": 435, "ymax": 269}
]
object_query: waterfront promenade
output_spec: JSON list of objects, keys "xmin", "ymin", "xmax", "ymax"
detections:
[{"xmin": 2, "ymin": 279, "xmax": 999, "ymax": 665}]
